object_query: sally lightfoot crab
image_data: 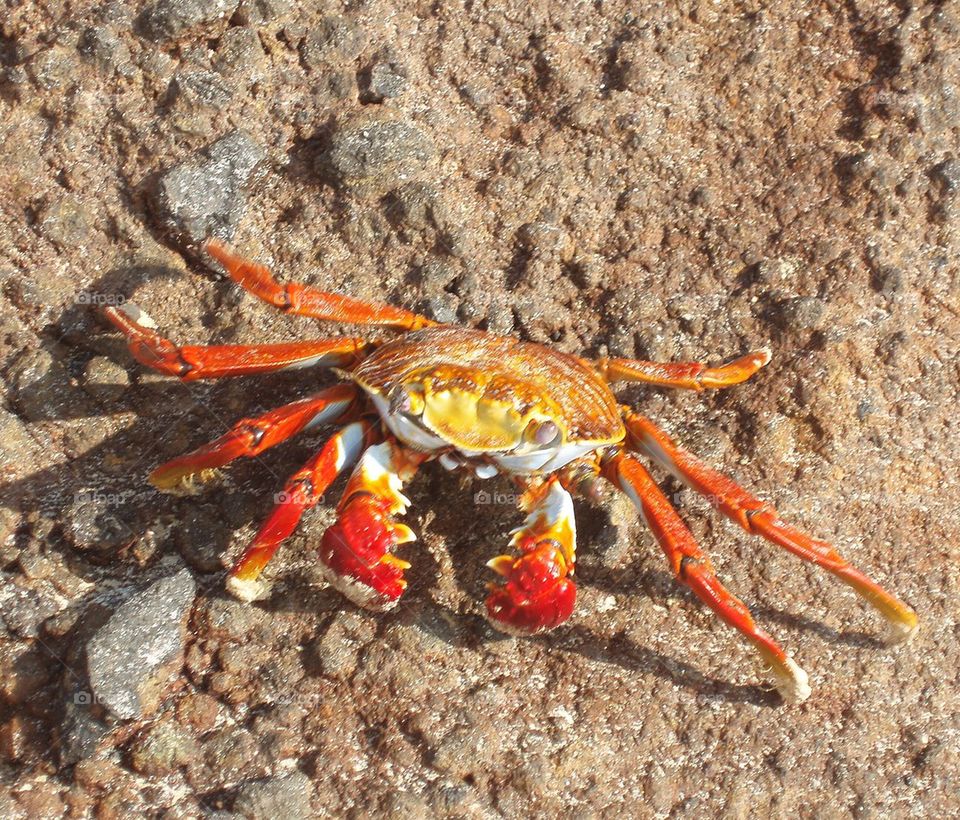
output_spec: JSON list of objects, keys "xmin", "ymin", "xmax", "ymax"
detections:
[{"xmin": 103, "ymin": 239, "xmax": 918, "ymax": 702}]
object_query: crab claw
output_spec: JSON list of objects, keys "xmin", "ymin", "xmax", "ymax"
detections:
[
  {"xmin": 484, "ymin": 479, "xmax": 578, "ymax": 635},
  {"xmin": 318, "ymin": 441, "xmax": 422, "ymax": 611},
  {"xmin": 485, "ymin": 544, "xmax": 577, "ymax": 634},
  {"xmin": 319, "ymin": 494, "xmax": 415, "ymax": 609}
]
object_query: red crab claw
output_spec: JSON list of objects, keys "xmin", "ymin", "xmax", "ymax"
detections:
[
  {"xmin": 485, "ymin": 480, "xmax": 578, "ymax": 635},
  {"xmin": 318, "ymin": 441, "xmax": 423, "ymax": 610}
]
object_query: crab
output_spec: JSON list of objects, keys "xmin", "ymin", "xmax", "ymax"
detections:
[{"xmin": 102, "ymin": 238, "xmax": 918, "ymax": 703}]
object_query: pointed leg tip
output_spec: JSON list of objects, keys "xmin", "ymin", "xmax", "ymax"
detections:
[
  {"xmin": 149, "ymin": 468, "xmax": 221, "ymax": 496},
  {"xmin": 772, "ymin": 656, "xmax": 811, "ymax": 704},
  {"xmin": 884, "ymin": 614, "xmax": 919, "ymax": 646},
  {"xmin": 226, "ymin": 574, "xmax": 270, "ymax": 603}
]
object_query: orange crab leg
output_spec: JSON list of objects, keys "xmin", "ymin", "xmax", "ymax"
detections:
[
  {"xmin": 597, "ymin": 349, "xmax": 771, "ymax": 391},
  {"xmin": 604, "ymin": 450, "xmax": 811, "ymax": 702},
  {"xmin": 485, "ymin": 478, "xmax": 578, "ymax": 635},
  {"xmin": 623, "ymin": 411, "xmax": 919, "ymax": 642},
  {"xmin": 226, "ymin": 419, "xmax": 378, "ymax": 601},
  {"xmin": 205, "ymin": 238, "xmax": 437, "ymax": 331},
  {"xmin": 150, "ymin": 384, "xmax": 359, "ymax": 493},
  {"xmin": 318, "ymin": 440, "xmax": 428, "ymax": 610},
  {"xmin": 103, "ymin": 305, "xmax": 369, "ymax": 380}
]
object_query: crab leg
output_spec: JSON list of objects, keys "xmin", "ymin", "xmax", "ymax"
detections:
[
  {"xmin": 103, "ymin": 304, "xmax": 369, "ymax": 380},
  {"xmin": 206, "ymin": 239, "xmax": 436, "ymax": 332},
  {"xmin": 623, "ymin": 411, "xmax": 919, "ymax": 642},
  {"xmin": 597, "ymin": 349, "xmax": 771, "ymax": 391},
  {"xmin": 226, "ymin": 419, "xmax": 378, "ymax": 601},
  {"xmin": 604, "ymin": 450, "xmax": 810, "ymax": 702},
  {"xmin": 485, "ymin": 478, "xmax": 578, "ymax": 635},
  {"xmin": 150, "ymin": 384, "xmax": 358, "ymax": 493},
  {"xmin": 318, "ymin": 440, "xmax": 428, "ymax": 610}
]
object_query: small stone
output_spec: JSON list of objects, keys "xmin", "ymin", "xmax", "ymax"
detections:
[
  {"xmin": 0, "ymin": 408, "xmax": 40, "ymax": 470},
  {"xmin": 155, "ymin": 129, "xmax": 267, "ymax": 244},
  {"xmin": 0, "ymin": 646, "xmax": 53, "ymax": 705},
  {"xmin": 234, "ymin": 772, "xmax": 314, "ymax": 820},
  {"xmin": 176, "ymin": 504, "xmax": 231, "ymax": 572},
  {"xmin": 86, "ymin": 569, "xmax": 196, "ymax": 720},
  {"xmin": 78, "ymin": 27, "xmax": 131, "ymax": 74},
  {"xmin": 170, "ymin": 67, "xmax": 233, "ymax": 111},
  {"xmin": 367, "ymin": 61, "xmax": 408, "ymax": 100},
  {"xmin": 326, "ymin": 115, "xmax": 435, "ymax": 195},
  {"xmin": 775, "ymin": 296, "xmax": 826, "ymax": 331},
  {"xmin": 311, "ymin": 611, "xmax": 375, "ymax": 679},
  {"xmin": 130, "ymin": 721, "xmax": 198, "ymax": 776},
  {"xmin": 393, "ymin": 182, "xmax": 441, "ymax": 231},
  {"xmin": 39, "ymin": 196, "xmax": 91, "ymax": 250},
  {"xmin": 418, "ymin": 257, "xmax": 457, "ymax": 292},
  {"xmin": 139, "ymin": 0, "xmax": 238, "ymax": 42},
  {"xmin": 425, "ymin": 294, "xmax": 459, "ymax": 324},
  {"xmin": 58, "ymin": 699, "xmax": 110, "ymax": 765},
  {"xmin": 0, "ymin": 580, "xmax": 66, "ymax": 639},
  {"xmin": 235, "ymin": 0, "xmax": 292, "ymax": 25},
  {"xmin": 200, "ymin": 597, "xmax": 273, "ymax": 642},
  {"xmin": 932, "ymin": 158, "xmax": 960, "ymax": 195},
  {"xmin": 872, "ymin": 265, "xmax": 904, "ymax": 299},
  {"xmin": 65, "ymin": 488, "xmax": 136, "ymax": 555},
  {"xmin": 82, "ymin": 356, "xmax": 130, "ymax": 402},
  {"xmin": 27, "ymin": 46, "xmax": 80, "ymax": 90},
  {"xmin": 300, "ymin": 16, "xmax": 367, "ymax": 70},
  {"xmin": 213, "ymin": 27, "xmax": 265, "ymax": 85}
]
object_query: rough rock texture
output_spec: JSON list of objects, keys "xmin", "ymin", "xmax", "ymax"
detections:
[
  {"xmin": 155, "ymin": 129, "xmax": 267, "ymax": 244},
  {"xmin": 86, "ymin": 568, "xmax": 196, "ymax": 719},
  {"xmin": 1, "ymin": 1, "xmax": 958, "ymax": 817}
]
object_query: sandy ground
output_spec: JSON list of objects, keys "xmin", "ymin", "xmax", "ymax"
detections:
[{"xmin": 1, "ymin": 1, "xmax": 958, "ymax": 817}]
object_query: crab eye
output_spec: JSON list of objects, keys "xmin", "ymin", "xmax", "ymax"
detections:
[
  {"xmin": 526, "ymin": 419, "xmax": 560, "ymax": 447},
  {"xmin": 391, "ymin": 385, "xmax": 424, "ymax": 416}
]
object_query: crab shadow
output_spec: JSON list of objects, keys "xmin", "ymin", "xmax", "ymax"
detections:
[{"xmin": 1, "ymin": 258, "xmax": 353, "ymax": 605}]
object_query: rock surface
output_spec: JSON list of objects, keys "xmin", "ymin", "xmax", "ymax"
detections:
[
  {"xmin": 86, "ymin": 569, "xmax": 196, "ymax": 719},
  {"xmin": 0, "ymin": 1, "xmax": 958, "ymax": 817},
  {"xmin": 155, "ymin": 130, "xmax": 267, "ymax": 244}
]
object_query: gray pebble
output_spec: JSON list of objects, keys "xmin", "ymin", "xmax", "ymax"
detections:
[
  {"xmin": 234, "ymin": 771, "xmax": 314, "ymax": 820},
  {"xmin": 0, "ymin": 580, "xmax": 65, "ymax": 639},
  {"xmin": 235, "ymin": 0, "xmax": 292, "ymax": 24},
  {"xmin": 368, "ymin": 61, "xmax": 408, "ymax": 100},
  {"xmin": 300, "ymin": 16, "xmax": 367, "ymax": 70},
  {"xmin": 65, "ymin": 489, "xmax": 135, "ymax": 555},
  {"xmin": 86, "ymin": 568, "xmax": 196, "ymax": 719},
  {"xmin": 27, "ymin": 46, "xmax": 80, "ymax": 90},
  {"xmin": 326, "ymin": 116, "xmax": 435, "ymax": 195},
  {"xmin": 78, "ymin": 27, "xmax": 132, "ymax": 74},
  {"xmin": 155, "ymin": 129, "xmax": 267, "ymax": 243},
  {"xmin": 312, "ymin": 611, "xmax": 375, "ymax": 679},
  {"xmin": 170, "ymin": 67, "xmax": 233, "ymax": 110},
  {"xmin": 139, "ymin": 0, "xmax": 238, "ymax": 42},
  {"xmin": 425, "ymin": 293, "xmax": 459, "ymax": 324},
  {"xmin": 418, "ymin": 257, "xmax": 457, "ymax": 292},
  {"xmin": 394, "ymin": 182, "xmax": 441, "ymax": 231},
  {"xmin": 775, "ymin": 295, "xmax": 826, "ymax": 331},
  {"xmin": 58, "ymin": 698, "xmax": 110, "ymax": 765},
  {"xmin": 213, "ymin": 27, "xmax": 265, "ymax": 84}
]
